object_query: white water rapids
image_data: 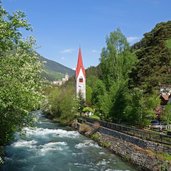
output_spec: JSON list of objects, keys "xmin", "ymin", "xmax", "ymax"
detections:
[{"xmin": 0, "ymin": 111, "xmax": 136, "ymax": 171}]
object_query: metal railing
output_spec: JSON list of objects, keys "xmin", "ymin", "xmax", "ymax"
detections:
[{"xmin": 79, "ymin": 117, "xmax": 171, "ymax": 146}]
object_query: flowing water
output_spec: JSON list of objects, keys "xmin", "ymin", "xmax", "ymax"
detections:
[{"xmin": 0, "ymin": 111, "xmax": 137, "ymax": 171}]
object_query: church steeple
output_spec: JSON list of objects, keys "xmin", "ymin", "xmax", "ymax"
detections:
[
  {"xmin": 76, "ymin": 48, "xmax": 86, "ymax": 99},
  {"xmin": 76, "ymin": 48, "xmax": 86, "ymax": 78}
]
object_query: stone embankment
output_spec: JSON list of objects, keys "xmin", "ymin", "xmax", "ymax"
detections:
[{"xmin": 71, "ymin": 120, "xmax": 171, "ymax": 171}]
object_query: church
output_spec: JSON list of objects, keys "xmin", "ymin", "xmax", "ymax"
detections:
[{"xmin": 76, "ymin": 48, "xmax": 86, "ymax": 100}]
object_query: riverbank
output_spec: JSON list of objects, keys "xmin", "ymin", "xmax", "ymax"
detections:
[{"xmin": 72, "ymin": 121, "xmax": 171, "ymax": 171}]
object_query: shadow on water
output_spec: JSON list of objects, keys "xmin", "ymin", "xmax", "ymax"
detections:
[{"xmin": 0, "ymin": 111, "xmax": 137, "ymax": 171}]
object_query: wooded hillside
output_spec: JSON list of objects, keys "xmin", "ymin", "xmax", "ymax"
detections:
[{"xmin": 130, "ymin": 21, "xmax": 171, "ymax": 93}]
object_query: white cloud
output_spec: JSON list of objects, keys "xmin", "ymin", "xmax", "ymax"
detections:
[
  {"xmin": 127, "ymin": 36, "xmax": 140, "ymax": 44},
  {"xmin": 72, "ymin": 67, "xmax": 76, "ymax": 70},
  {"xmin": 60, "ymin": 48, "xmax": 74, "ymax": 54},
  {"xmin": 60, "ymin": 57, "xmax": 65, "ymax": 60},
  {"xmin": 92, "ymin": 49, "xmax": 100, "ymax": 54}
]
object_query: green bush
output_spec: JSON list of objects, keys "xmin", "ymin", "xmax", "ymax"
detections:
[{"xmin": 42, "ymin": 85, "xmax": 77, "ymax": 125}]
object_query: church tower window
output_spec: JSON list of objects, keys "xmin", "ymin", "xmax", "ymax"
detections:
[{"xmin": 79, "ymin": 77, "xmax": 83, "ymax": 83}]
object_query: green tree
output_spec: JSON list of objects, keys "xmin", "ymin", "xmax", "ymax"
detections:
[
  {"xmin": 0, "ymin": 40, "xmax": 43, "ymax": 145},
  {"xmin": 59, "ymin": 87, "xmax": 77, "ymax": 124},
  {"xmin": 42, "ymin": 85, "xmax": 77, "ymax": 124},
  {"xmin": 91, "ymin": 79, "xmax": 106, "ymax": 106},
  {"xmin": 86, "ymin": 75, "xmax": 99, "ymax": 106},
  {"xmin": 77, "ymin": 92, "xmax": 86, "ymax": 115},
  {"xmin": 161, "ymin": 103, "xmax": 171, "ymax": 126},
  {"xmin": 86, "ymin": 85, "xmax": 93, "ymax": 106},
  {"xmin": 42, "ymin": 86, "xmax": 61, "ymax": 117},
  {"xmin": 99, "ymin": 79, "xmax": 128, "ymax": 122},
  {"xmin": 100, "ymin": 28, "xmax": 136, "ymax": 90},
  {"xmin": 91, "ymin": 79, "xmax": 106, "ymax": 117},
  {"xmin": 0, "ymin": 5, "xmax": 31, "ymax": 54},
  {"xmin": 108, "ymin": 80, "xmax": 128, "ymax": 123},
  {"xmin": 99, "ymin": 29, "xmax": 136, "ymax": 121},
  {"xmin": 0, "ymin": 5, "xmax": 42, "ymax": 145},
  {"xmin": 124, "ymin": 89, "xmax": 160, "ymax": 127}
]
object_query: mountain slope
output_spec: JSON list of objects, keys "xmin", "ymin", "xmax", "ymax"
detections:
[
  {"xmin": 130, "ymin": 21, "xmax": 171, "ymax": 92},
  {"xmin": 37, "ymin": 54, "xmax": 75, "ymax": 81}
]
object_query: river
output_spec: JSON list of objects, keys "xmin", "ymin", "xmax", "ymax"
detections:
[{"xmin": 0, "ymin": 111, "xmax": 136, "ymax": 171}]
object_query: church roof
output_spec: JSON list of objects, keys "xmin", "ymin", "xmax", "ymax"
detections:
[{"xmin": 76, "ymin": 48, "xmax": 86, "ymax": 78}]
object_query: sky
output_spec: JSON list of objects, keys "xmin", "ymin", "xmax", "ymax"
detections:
[{"xmin": 2, "ymin": 0, "xmax": 171, "ymax": 69}]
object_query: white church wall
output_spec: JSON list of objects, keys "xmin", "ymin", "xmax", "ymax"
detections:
[{"xmin": 76, "ymin": 68, "xmax": 86, "ymax": 99}]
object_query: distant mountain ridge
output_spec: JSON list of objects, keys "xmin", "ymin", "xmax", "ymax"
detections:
[{"xmin": 37, "ymin": 54, "xmax": 75, "ymax": 81}]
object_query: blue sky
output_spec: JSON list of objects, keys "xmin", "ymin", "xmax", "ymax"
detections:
[{"xmin": 2, "ymin": 0, "xmax": 171, "ymax": 69}]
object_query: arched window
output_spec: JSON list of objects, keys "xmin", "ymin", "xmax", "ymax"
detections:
[{"xmin": 79, "ymin": 77, "xmax": 83, "ymax": 83}]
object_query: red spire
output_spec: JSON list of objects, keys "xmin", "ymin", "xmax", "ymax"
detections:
[{"xmin": 76, "ymin": 48, "xmax": 86, "ymax": 78}]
